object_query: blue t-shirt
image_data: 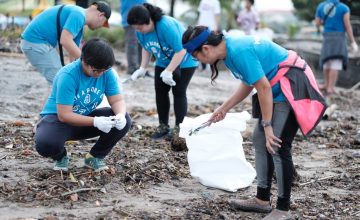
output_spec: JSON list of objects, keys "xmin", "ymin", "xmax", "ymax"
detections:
[
  {"xmin": 120, "ymin": 0, "xmax": 147, "ymax": 27},
  {"xmin": 41, "ymin": 59, "xmax": 121, "ymax": 116},
  {"xmin": 22, "ymin": 5, "xmax": 85, "ymax": 47},
  {"xmin": 136, "ymin": 16, "xmax": 198, "ymax": 68},
  {"xmin": 315, "ymin": 0, "xmax": 349, "ymax": 33},
  {"xmin": 223, "ymin": 35, "xmax": 288, "ymax": 102}
]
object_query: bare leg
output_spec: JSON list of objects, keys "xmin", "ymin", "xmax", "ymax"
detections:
[
  {"xmin": 319, "ymin": 68, "xmax": 330, "ymax": 90},
  {"xmin": 326, "ymin": 68, "xmax": 338, "ymax": 94}
]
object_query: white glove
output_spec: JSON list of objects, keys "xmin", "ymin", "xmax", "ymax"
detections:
[
  {"xmin": 113, "ymin": 114, "xmax": 127, "ymax": 130},
  {"xmin": 93, "ymin": 116, "xmax": 116, "ymax": 133},
  {"xmin": 351, "ymin": 41, "xmax": 358, "ymax": 53},
  {"xmin": 130, "ymin": 67, "xmax": 147, "ymax": 81},
  {"xmin": 160, "ymin": 69, "xmax": 176, "ymax": 86}
]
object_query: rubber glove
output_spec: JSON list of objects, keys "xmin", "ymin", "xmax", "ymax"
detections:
[
  {"xmin": 351, "ymin": 41, "xmax": 358, "ymax": 53},
  {"xmin": 113, "ymin": 114, "xmax": 127, "ymax": 130},
  {"xmin": 93, "ymin": 116, "xmax": 115, "ymax": 133},
  {"xmin": 130, "ymin": 67, "xmax": 147, "ymax": 81},
  {"xmin": 160, "ymin": 69, "xmax": 176, "ymax": 86}
]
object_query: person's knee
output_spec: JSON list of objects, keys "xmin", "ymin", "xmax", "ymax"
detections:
[
  {"xmin": 172, "ymin": 87, "xmax": 187, "ymax": 98},
  {"xmin": 35, "ymin": 133, "xmax": 63, "ymax": 158}
]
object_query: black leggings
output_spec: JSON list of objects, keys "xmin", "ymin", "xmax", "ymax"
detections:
[
  {"xmin": 154, "ymin": 66, "xmax": 196, "ymax": 126},
  {"xmin": 35, "ymin": 108, "xmax": 132, "ymax": 160}
]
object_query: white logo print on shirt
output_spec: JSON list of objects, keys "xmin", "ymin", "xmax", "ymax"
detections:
[{"xmin": 73, "ymin": 87, "xmax": 103, "ymax": 115}]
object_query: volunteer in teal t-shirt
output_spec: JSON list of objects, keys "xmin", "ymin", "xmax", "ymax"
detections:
[
  {"xmin": 20, "ymin": 1, "xmax": 111, "ymax": 84},
  {"xmin": 35, "ymin": 38, "xmax": 132, "ymax": 172},
  {"xmin": 127, "ymin": 3, "xmax": 198, "ymax": 142},
  {"xmin": 182, "ymin": 26, "xmax": 324, "ymax": 219},
  {"xmin": 315, "ymin": 0, "xmax": 358, "ymax": 95}
]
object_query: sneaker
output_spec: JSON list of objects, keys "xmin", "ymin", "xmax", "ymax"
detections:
[
  {"xmin": 151, "ymin": 123, "xmax": 170, "ymax": 139},
  {"xmin": 53, "ymin": 155, "xmax": 70, "ymax": 171},
  {"xmin": 262, "ymin": 209, "xmax": 292, "ymax": 220},
  {"xmin": 84, "ymin": 154, "xmax": 109, "ymax": 172},
  {"xmin": 230, "ymin": 197, "xmax": 272, "ymax": 213}
]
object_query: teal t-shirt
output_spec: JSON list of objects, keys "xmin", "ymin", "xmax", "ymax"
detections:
[
  {"xmin": 136, "ymin": 15, "xmax": 198, "ymax": 68},
  {"xmin": 41, "ymin": 59, "xmax": 121, "ymax": 116},
  {"xmin": 22, "ymin": 5, "xmax": 85, "ymax": 47},
  {"xmin": 223, "ymin": 35, "xmax": 288, "ymax": 102},
  {"xmin": 315, "ymin": 0, "xmax": 349, "ymax": 33}
]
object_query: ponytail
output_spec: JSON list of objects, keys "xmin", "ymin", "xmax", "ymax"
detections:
[{"xmin": 127, "ymin": 3, "xmax": 164, "ymax": 25}]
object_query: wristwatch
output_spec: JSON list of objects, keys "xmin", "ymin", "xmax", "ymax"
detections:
[{"xmin": 261, "ymin": 120, "xmax": 272, "ymax": 127}]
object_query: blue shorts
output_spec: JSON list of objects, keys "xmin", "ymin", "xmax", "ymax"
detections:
[{"xmin": 20, "ymin": 40, "xmax": 62, "ymax": 84}]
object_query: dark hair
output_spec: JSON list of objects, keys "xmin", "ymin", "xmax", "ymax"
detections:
[
  {"xmin": 81, "ymin": 38, "xmax": 115, "ymax": 69},
  {"xmin": 247, "ymin": 0, "xmax": 255, "ymax": 5},
  {"xmin": 182, "ymin": 25, "xmax": 224, "ymax": 83},
  {"xmin": 127, "ymin": 3, "xmax": 164, "ymax": 25}
]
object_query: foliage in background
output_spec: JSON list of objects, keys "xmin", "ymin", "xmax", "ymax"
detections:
[
  {"xmin": 292, "ymin": 0, "xmax": 360, "ymax": 22},
  {"xmin": 84, "ymin": 27, "xmax": 124, "ymax": 48},
  {"xmin": 0, "ymin": 27, "xmax": 23, "ymax": 40}
]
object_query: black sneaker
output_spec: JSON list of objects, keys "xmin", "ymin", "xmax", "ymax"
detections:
[{"xmin": 152, "ymin": 123, "xmax": 170, "ymax": 139}]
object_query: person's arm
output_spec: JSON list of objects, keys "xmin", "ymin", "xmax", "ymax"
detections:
[
  {"xmin": 140, "ymin": 48, "xmax": 151, "ymax": 68},
  {"xmin": 315, "ymin": 17, "xmax": 322, "ymax": 27},
  {"xmin": 107, "ymin": 94, "xmax": 126, "ymax": 115},
  {"xmin": 343, "ymin": 12, "xmax": 356, "ymax": 44},
  {"xmin": 209, "ymin": 82, "xmax": 253, "ymax": 122},
  {"xmin": 60, "ymin": 29, "xmax": 81, "ymax": 61},
  {"xmin": 57, "ymin": 104, "xmax": 94, "ymax": 126},
  {"xmin": 165, "ymin": 49, "xmax": 186, "ymax": 72},
  {"xmin": 253, "ymin": 76, "xmax": 282, "ymax": 154},
  {"xmin": 254, "ymin": 77, "xmax": 272, "ymax": 123}
]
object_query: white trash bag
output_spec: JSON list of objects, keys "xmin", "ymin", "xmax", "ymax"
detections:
[{"xmin": 180, "ymin": 111, "xmax": 256, "ymax": 192}]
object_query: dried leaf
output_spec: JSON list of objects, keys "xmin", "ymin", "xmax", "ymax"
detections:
[
  {"xmin": 12, "ymin": 120, "xmax": 27, "ymax": 126},
  {"xmin": 69, "ymin": 172, "xmax": 78, "ymax": 183},
  {"xmin": 21, "ymin": 149, "xmax": 33, "ymax": 156},
  {"xmin": 69, "ymin": 193, "xmax": 78, "ymax": 202}
]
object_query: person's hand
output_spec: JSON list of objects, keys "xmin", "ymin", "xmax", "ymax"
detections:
[
  {"xmin": 160, "ymin": 70, "xmax": 176, "ymax": 86},
  {"xmin": 130, "ymin": 67, "xmax": 147, "ymax": 81},
  {"xmin": 93, "ymin": 116, "xmax": 116, "ymax": 133},
  {"xmin": 351, "ymin": 41, "xmax": 358, "ymax": 53},
  {"xmin": 209, "ymin": 106, "xmax": 227, "ymax": 123},
  {"xmin": 263, "ymin": 126, "xmax": 282, "ymax": 154},
  {"xmin": 113, "ymin": 114, "xmax": 127, "ymax": 130}
]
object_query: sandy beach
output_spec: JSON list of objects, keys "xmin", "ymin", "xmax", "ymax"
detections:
[{"xmin": 0, "ymin": 51, "xmax": 359, "ymax": 219}]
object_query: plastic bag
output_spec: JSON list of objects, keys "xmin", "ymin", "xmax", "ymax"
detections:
[{"xmin": 180, "ymin": 111, "xmax": 256, "ymax": 192}]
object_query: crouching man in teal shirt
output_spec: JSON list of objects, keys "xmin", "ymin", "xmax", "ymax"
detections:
[{"xmin": 35, "ymin": 38, "xmax": 132, "ymax": 172}]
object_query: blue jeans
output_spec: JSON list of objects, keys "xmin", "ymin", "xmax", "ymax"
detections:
[
  {"xmin": 20, "ymin": 40, "xmax": 62, "ymax": 84},
  {"xmin": 35, "ymin": 108, "xmax": 132, "ymax": 160}
]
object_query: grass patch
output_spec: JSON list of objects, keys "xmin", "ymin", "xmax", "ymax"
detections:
[{"xmin": 84, "ymin": 27, "xmax": 125, "ymax": 48}]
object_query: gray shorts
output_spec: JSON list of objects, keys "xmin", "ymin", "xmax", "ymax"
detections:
[{"xmin": 20, "ymin": 39, "xmax": 62, "ymax": 84}]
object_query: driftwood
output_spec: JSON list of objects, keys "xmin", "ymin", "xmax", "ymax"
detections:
[
  {"xmin": 61, "ymin": 187, "xmax": 102, "ymax": 196},
  {"xmin": 0, "ymin": 51, "xmax": 24, "ymax": 57},
  {"xmin": 0, "ymin": 155, "xmax": 7, "ymax": 161},
  {"xmin": 299, "ymin": 175, "xmax": 337, "ymax": 186}
]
